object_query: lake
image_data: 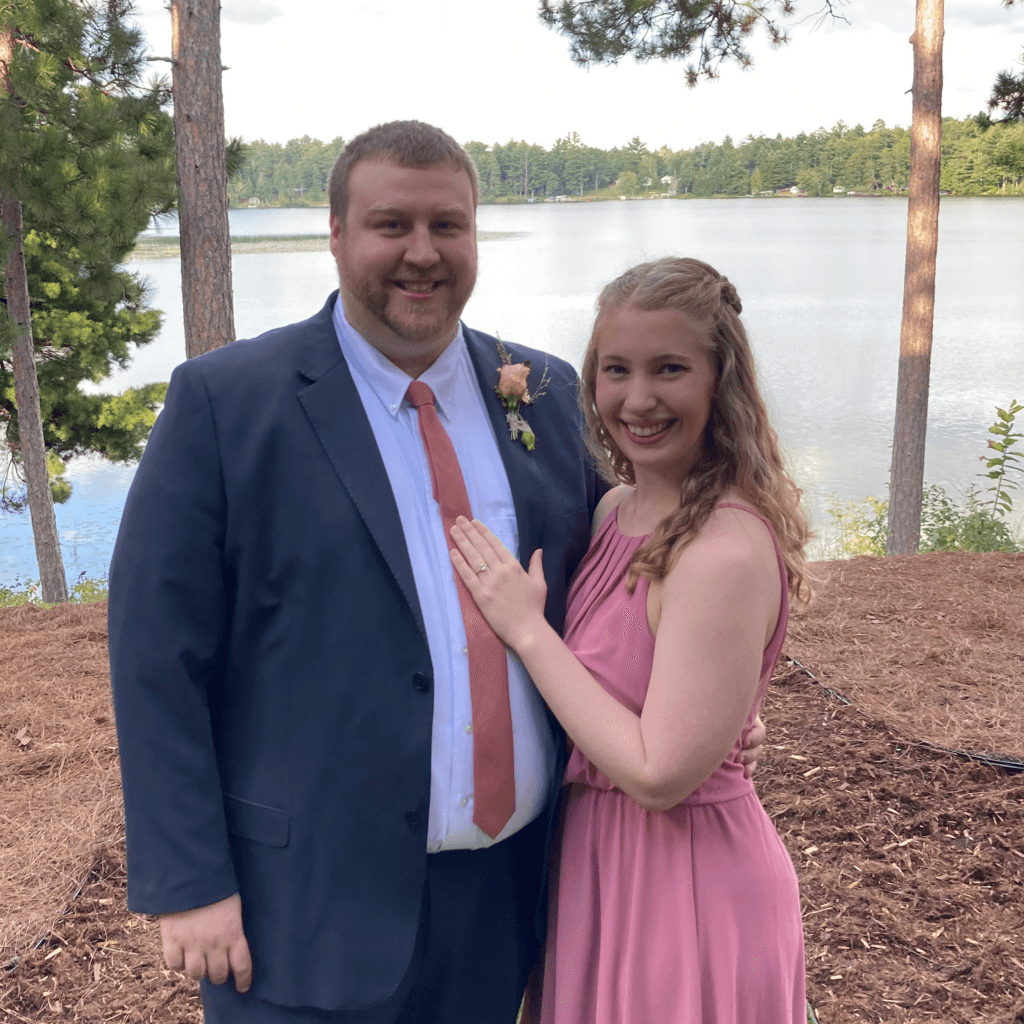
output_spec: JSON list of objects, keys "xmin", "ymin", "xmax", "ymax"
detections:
[{"xmin": 2, "ymin": 197, "xmax": 1023, "ymax": 584}]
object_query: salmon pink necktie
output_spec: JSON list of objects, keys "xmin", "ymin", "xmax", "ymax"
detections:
[{"xmin": 405, "ymin": 380, "xmax": 516, "ymax": 839}]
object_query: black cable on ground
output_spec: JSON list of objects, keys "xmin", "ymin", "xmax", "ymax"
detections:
[{"xmin": 782, "ymin": 656, "xmax": 1024, "ymax": 776}]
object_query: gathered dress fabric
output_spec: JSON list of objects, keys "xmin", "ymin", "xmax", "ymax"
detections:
[{"xmin": 525, "ymin": 503, "xmax": 806, "ymax": 1024}]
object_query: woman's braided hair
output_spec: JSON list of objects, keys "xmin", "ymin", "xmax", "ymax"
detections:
[{"xmin": 578, "ymin": 257, "xmax": 812, "ymax": 604}]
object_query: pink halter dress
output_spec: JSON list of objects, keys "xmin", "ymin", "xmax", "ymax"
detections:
[{"xmin": 526, "ymin": 503, "xmax": 806, "ymax": 1024}]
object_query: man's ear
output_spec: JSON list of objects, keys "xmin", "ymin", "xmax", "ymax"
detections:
[{"xmin": 329, "ymin": 213, "xmax": 344, "ymax": 257}]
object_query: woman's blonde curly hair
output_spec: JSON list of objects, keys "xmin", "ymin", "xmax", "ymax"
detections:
[{"xmin": 579, "ymin": 256, "xmax": 812, "ymax": 605}]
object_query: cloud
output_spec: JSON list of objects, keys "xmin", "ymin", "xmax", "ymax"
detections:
[
  {"xmin": 844, "ymin": 0, "xmax": 1024, "ymax": 32},
  {"xmin": 222, "ymin": 1, "xmax": 282, "ymax": 26},
  {"xmin": 946, "ymin": 0, "xmax": 1024, "ymax": 30}
]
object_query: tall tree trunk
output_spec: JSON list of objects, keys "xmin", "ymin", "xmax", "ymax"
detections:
[
  {"xmin": 887, "ymin": 0, "xmax": 944, "ymax": 556},
  {"xmin": 1, "ymin": 24, "xmax": 68, "ymax": 603},
  {"xmin": 171, "ymin": 0, "xmax": 235, "ymax": 359}
]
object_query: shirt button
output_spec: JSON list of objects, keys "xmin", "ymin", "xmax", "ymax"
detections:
[
  {"xmin": 464, "ymin": 723, "xmax": 473, "ymax": 734},
  {"xmin": 460, "ymin": 796, "xmax": 469, "ymax": 807},
  {"xmin": 390, "ymin": 403, "xmax": 397, "ymax": 411},
  {"xmin": 404, "ymin": 809, "xmax": 422, "ymax": 828},
  {"xmin": 461, "ymin": 646, "xmax": 468, "ymax": 656}
]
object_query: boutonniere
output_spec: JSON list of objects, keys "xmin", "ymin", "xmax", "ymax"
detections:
[{"xmin": 494, "ymin": 340, "xmax": 550, "ymax": 451}]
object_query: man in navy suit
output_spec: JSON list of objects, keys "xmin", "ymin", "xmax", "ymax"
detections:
[{"xmin": 108, "ymin": 120, "xmax": 766, "ymax": 1024}]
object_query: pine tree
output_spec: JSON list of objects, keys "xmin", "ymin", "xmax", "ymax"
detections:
[{"xmin": 0, "ymin": 0, "xmax": 178, "ymax": 599}]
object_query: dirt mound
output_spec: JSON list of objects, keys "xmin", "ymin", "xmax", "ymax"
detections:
[{"xmin": 2, "ymin": 553, "xmax": 1023, "ymax": 1022}]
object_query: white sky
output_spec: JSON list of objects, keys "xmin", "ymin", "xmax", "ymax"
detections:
[{"xmin": 131, "ymin": 0, "xmax": 1024, "ymax": 151}]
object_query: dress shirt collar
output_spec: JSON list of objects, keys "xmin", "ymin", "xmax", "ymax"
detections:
[{"xmin": 333, "ymin": 294, "xmax": 469, "ymax": 423}]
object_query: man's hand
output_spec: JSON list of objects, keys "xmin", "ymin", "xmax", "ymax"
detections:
[
  {"xmin": 740, "ymin": 714, "xmax": 766, "ymax": 780},
  {"xmin": 160, "ymin": 893, "xmax": 252, "ymax": 993}
]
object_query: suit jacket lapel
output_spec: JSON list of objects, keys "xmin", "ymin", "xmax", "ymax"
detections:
[
  {"xmin": 296, "ymin": 293, "xmax": 426, "ymax": 640},
  {"xmin": 464, "ymin": 327, "xmax": 549, "ymax": 566}
]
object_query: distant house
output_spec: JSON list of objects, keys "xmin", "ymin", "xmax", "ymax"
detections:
[
  {"xmin": 833, "ymin": 186, "xmax": 845, "ymax": 193},
  {"xmin": 554, "ymin": 195, "xmax": 569, "ymax": 202},
  {"xmin": 661, "ymin": 175, "xmax": 678, "ymax": 196},
  {"xmin": 248, "ymin": 197, "xmax": 260, "ymax": 206}
]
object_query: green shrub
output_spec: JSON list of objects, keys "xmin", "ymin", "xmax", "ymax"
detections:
[
  {"xmin": 825, "ymin": 483, "xmax": 1021, "ymax": 559},
  {"xmin": 0, "ymin": 572, "xmax": 108, "ymax": 608}
]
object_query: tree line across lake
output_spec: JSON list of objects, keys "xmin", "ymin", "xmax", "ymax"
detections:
[{"xmin": 228, "ymin": 116, "xmax": 1024, "ymax": 208}]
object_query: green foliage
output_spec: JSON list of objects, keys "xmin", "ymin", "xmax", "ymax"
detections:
[
  {"xmin": 616, "ymin": 170, "xmax": 639, "ymax": 194},
  {"xmin": 1, "ymin": 0, "xmax": 179, "ymax": 510},
  {"xmin": 917, "ymin": 486, "xmax": 1019, "ymax": 554},
  {"xmin": 0, "ymin": 448, "xmax": 70, "ymax": 511},
  {"xmin": 825, "ymin": 485, "xmax": 1021, "ymax": 559},
  {"xmin": 227, "ymin": 135, "xmax": 346, "ymax": 208},
  {"xmin": 0, "ymin": 571, "xmax": 108, "ymax": 607},
  {"xmin": 988, "ymin": 47, "xmax": 1024, "ymax": 123},
  {"xmin": 824, "ymin": 493, "xmax": 889, "ymax": 558},
  {"xmin": 824, "ymin": 403, "xmax": 1024, "ymax": 559},
  {"xmin": 979, "ymin": 398, "xmax": 1022, "ymax": 518},
  {"xmin": 236, "ymin": 117, "xmax": 1024, "ymax": 206},
  {"xmin": 538, "ymin": 0, "xmax": 800, "ymax": 85}
]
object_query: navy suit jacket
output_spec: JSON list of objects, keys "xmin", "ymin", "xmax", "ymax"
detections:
[{"xmin": 108, "ymin": 292, "xmax": 608, "ymax": 1010}]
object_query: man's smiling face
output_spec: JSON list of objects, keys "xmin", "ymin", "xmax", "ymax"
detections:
[{"xmin": 330, "ymin": 158, "xmax": 477, "ymax": 376}]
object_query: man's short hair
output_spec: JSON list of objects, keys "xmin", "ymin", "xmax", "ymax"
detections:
[{"xmin": 328, "ymin": 120, "xmax": 480, "ymax": 225}]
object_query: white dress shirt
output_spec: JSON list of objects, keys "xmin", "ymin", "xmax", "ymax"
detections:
[{"xmin": 333, "ymin": 298, "xmax": 558, "ymax": 851}]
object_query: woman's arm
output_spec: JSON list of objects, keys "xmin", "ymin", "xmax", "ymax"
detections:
[
  {"xmin": 449, "ymin": 509, "xmax": 778, "ymax": 811},
  {"xmin": 632, "ymin": 510, "xmax": 780, "ymax": 809}
]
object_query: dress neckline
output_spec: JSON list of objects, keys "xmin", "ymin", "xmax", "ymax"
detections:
[{"xmin": 610, "ymin": 504, "xmax": 651, "ymax": 540}]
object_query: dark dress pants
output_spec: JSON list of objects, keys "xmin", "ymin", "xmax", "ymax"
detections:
[{"xmin": 201, "ymin": 810, "xmax": 548, "ymax": 1024}]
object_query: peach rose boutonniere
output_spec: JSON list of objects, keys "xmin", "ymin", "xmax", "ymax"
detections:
[{"xmin": 494, "ymin": 340, "xmax": 550, "ymax": 451}]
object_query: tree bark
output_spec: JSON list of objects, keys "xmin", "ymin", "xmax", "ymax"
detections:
[
  {"xmin": 171, "ymin": 0, "xmax": 235, "ymax": 359},
  {"xmin": 887, "ymin": 0, "xmax": 944, "ymax": 556},
  {"xmin": 1, "ymin": 25, "xmax": 68, "ymax": 603}
]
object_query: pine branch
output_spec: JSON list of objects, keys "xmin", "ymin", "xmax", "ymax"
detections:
[{"xmin": 538, "ymin": 0, "xmax": 847, "ymax": 84}]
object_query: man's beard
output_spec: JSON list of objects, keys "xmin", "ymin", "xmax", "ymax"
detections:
[{"xmin": 358, "ymin": 278, "xmax": 465, "ymax": 343}]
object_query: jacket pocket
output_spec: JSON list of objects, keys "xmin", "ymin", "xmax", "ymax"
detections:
[{"xmin": 224, "ymin": 794, "xmax": 289, "ymax": 848}]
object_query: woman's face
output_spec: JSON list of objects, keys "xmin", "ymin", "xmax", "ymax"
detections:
[{"xmin": 594, "ymin": 304, "xmax": 716, "ymax": 484}]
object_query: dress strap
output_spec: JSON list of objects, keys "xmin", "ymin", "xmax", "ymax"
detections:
[{"xmin": 714, "ymin": 501, "xmax": 768, "ymax": 523}]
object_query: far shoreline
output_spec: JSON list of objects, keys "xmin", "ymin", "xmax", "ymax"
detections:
[{"xmin": 127, "ymin": 230, "xmax": 529, "ymax": 261}]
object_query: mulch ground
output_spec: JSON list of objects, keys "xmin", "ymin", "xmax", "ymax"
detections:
[{"xmin": 1, "ymin": 552, "xmax": 1022, "ymax": 1023}]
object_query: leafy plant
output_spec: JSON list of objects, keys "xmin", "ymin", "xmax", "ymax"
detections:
[
  {"xmin": 0, "ymin": 571, "xmax": 107, "ymax": 607},
  {"xmin": 824, "ymin": 493, "xmax": 889, "ymax": 557},
  {"xmin": 979, "ymin": 398, "xmax": 1022, "ymax": 518},
  {"xmin": 919, "ymin": 485, "xmax": 1019, "ymax": 553}
]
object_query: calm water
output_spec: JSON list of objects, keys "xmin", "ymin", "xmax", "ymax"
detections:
[{"xmin": 3, "ymin": 198, "xmax": 1023, "ymax": 584}]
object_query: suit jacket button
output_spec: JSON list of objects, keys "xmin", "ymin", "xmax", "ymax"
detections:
[
  {"xmin": 412, "ymin": 672, "xmax": 431, "ymax": 693},
  {"xmin": 404, "ymin": 809, "xmax": 422, "ymax": 828}
]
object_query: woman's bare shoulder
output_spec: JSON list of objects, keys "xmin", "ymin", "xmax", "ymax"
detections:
[
  {"xmin": 591, "ymin": 485, "xmax": 632, "ymax": 537},
  {"xmin": 667, "ymin": 496, "xmax": 774, "ymax": 586}
]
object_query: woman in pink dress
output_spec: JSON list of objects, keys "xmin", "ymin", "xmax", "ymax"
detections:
[{"xmin": 450, "ymin": 257, "xmax": 811, "ymax": 1024}]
